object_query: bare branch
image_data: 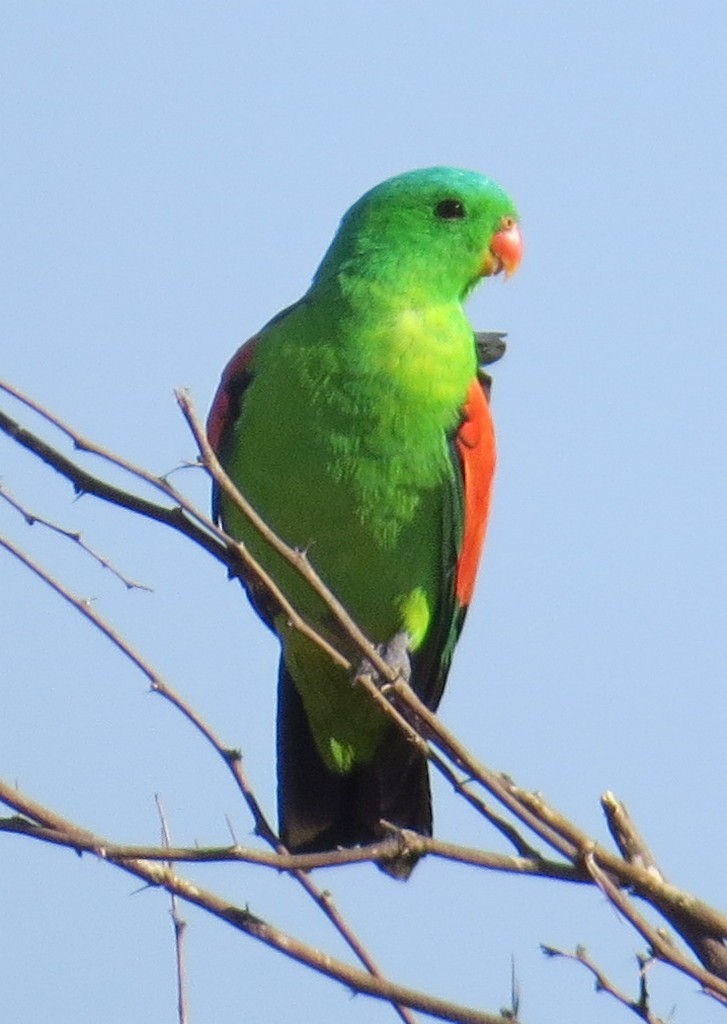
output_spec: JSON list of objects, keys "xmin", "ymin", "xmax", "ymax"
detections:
[
  {"xmin": 4, "ymin": 377, "xmax": 727, "ymax": 1013},
  {"xmin": 541, "ymin": 944, "xmax": 666, "ymax": 1024},
  {"xmin": 601, "ymin": 792, "xmax": 727, "ymax": 982},
  {"xmin": 0, "ymin": 530, "xmax": 414, "ymax": 1024},
  {"xmin": 583, "ymin": 851, "xmax": 727, "ymax": 1003},
  {"xmin": 175, "ymin": 392, "xmax": 606, "ymax": 866},
  {"xmin": 601, "ymin": 792, "xmax": 662, "ymax": 878},
  {"xmin": 0, "ymin": 482, "xmax": 153, "ymax": 591},
  {"xmin": 0, "ymin": 813, "xmax": 583, "ymax": 880},
  {"xmin": 0, "ymin": 779, "xmax": 515, "ymax": 1024}
]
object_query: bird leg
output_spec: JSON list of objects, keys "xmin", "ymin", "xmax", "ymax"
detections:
[{"xmin": 355, "ymin": 630, "xmax": 412, "ymax": 688}]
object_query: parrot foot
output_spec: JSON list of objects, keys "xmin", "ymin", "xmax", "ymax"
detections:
[
  {"xmin": 474, "ymin": 330, "xmax": 507, "ymax": 366},
  {"xmin": 355, "ymin": 631, "xmax": 411, "ymax": 688}
]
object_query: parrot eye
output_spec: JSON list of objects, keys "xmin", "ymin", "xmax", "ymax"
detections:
[{"xmin": 434, "ymin": 199, "xmax": 466, "ymax": 220}]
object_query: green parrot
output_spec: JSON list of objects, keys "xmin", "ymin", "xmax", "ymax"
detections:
[{"xmin": 207, "ymin": 167, "xmax": 522, "ymax": 870}]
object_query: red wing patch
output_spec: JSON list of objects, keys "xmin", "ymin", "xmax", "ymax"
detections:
[
  {"xmin": 206, "ymin": 334, "xmax": 260, "ymax": 455},
  {"xmin": 455, "ymin": 378, "xmax": 496, "ymax": 606}
]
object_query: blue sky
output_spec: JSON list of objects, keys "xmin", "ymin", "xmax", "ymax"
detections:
[{"xmin": 1, "ymin": 3, "xmax": 725, "ymax": 1022}]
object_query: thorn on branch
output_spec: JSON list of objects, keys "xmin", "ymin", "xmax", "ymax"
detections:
[
  {"xmin": 155, "ymin": 794, "xmax": 190, "ymax": 1024},
  {"xmin": 508, "ymin": 955, "xmax": 521, "ymax": 1021}
]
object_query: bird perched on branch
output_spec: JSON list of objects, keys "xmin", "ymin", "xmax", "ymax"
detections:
[{"xmin": 208, "ymin": 167, "xmax": 522, "ymax": 876}]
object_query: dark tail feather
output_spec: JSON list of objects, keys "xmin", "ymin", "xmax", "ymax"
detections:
[{"xmin": 276, "ymin": 660, "xmax": 431, "ymax": 878}]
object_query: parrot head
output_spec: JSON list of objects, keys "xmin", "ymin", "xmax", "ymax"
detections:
[{"xmin": 313, "ymin": 166, "xmax": 522, "ymax": 301}]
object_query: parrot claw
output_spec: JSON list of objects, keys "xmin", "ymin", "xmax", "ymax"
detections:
[
  {"xmin": 356, "ymin": 631, "xmax": 412, "ymax": 687},
  {"xmin": 474, "ymin": 331, "xmax": 507, "ymax": 398},
  {"xmin": 474, "ymin": 330, "xmax": 507, "ymax": 367}
]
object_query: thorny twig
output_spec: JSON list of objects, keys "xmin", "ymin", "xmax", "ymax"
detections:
[
  {"xmin": 155, "ymin": 795, "xmax": 189, "ymax": 1024},
  {"xmin": 0, "ymin": 530, "xmax": 417, "ymax": 1024},
  {"xmin": 0, "ymin": 482, "xmax": 152, "ymax": 591},
  {"xmin": 0, "ymin": 812, "xmax": 584, "ymax": 879},
  {"xmin": 0, "ymin": 779, "xmax": 511, "ymax": 1024},
  {"xmin": 541, "ymin": 944, "xmax": 667, "ymax": 1024},
  {"xmin": 3, "ymin": 377, "xmax": 727, "ymax": 1017}
]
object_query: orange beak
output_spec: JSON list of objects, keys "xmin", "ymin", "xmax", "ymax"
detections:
[{"xmin": 482, "ymin": 218, "xmax": 523, "ymax": 278}]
